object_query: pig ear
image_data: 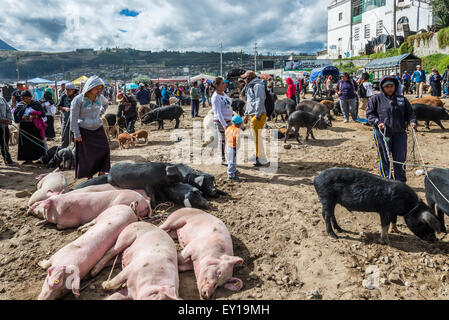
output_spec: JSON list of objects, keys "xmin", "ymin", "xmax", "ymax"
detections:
[
  {"xmin": 194, "ymin": 176, "xmax": 204, "ymax": 187},
  {"xmin": 166, "ymin": 166, "xmax": 181, "ymax": 179},
  {"xmin": 222, "ymin": 255, "xmax": 244, "ymax": 267},
  {"xmin": 47, "ymin": 265, "xmax": 56, "ymax": 276},
  {"xmin": 420, "ymin": 211, "xmax": 441, "ymax": 233},
  {"xmin": 223, "ymin": 277, "xmax": 243, "ymax": 292},
  {"xmin": 160, "ymin": 285, "xmax": 180, "ymax": 300}
]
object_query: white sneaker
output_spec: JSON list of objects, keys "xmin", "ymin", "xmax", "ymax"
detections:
[{"xmin": 344, "ymin": 119, "xmax": 349, "ymax": 123}]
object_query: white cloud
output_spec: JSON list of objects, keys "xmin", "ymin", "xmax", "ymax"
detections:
[{"xmin": 0, "ymin": 0, "xmax": 329, "ymax": 53}]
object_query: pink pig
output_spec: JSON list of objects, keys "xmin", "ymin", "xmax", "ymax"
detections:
[
  {"xmin": 28, "ymin": 190, "xmax": 151, "ymax": 229},
  {"xmin": 91, "ymin": 222, "xmax": 180, "ymax": 300},
  {"xmin": 28, "ymin": 168, "xmax": 68, "ymax": 207},
  {"xmin": 68, "ymin": 184, "xmax": 150, "ymax": 200},
  {"xmin": 160, "ymin": 208, "xmax": 243, "ymax": 300},
  {"xmin": 37, "ymin": 204, "xmax": 139, "ymax": 300}
]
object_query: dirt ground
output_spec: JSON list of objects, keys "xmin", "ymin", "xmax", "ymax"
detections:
[{"xmin": 1, "ymin": 93, "xmax": 449, "ymax": 300}]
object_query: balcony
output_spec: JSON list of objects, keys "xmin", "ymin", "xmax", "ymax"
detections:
[
  {"xmin": 352, "ymin": 14, "xmax": 362, "ymax": 24},
  {"xmin": 363, "ymin": 0, "xmax": 386, "ymax": 12}
]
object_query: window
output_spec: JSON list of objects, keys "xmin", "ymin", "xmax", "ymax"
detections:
[
  {"xmin": 364, "ymin": 24, "xmax": 371, "ymax": 39},
  {"xmin": 376, "ymin": 20, "xmax": 383, "ymax": 37},
  {"xmin": 354, "ymin": 27, "xmax": 360, "ymax": 41},
  {"xmin": 339, "ymin": 12, "xmax": 343, "ymax": 21}
]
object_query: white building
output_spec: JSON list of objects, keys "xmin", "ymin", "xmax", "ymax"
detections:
[{"xmin": 326, "ymin": 0, "xmax": 433, "ymax": 59}]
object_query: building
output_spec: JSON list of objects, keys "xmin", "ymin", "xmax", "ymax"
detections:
[{"xmin": 326, "ymin": 0, "xmax": 433, "ymax": 59}]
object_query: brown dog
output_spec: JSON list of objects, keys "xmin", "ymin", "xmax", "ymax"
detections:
[
  {"xmin": 410, "ymin": 97, "xmax": 444, "ymax": 108},
  {"xmin": 131, "ymin": 130, "xmax": 148, "ymax": 143},
  {"xmin": 320, "ymin": 100, "xmax": 335, "ymax": 112},
  {"xmin": 118, "ymin": 133, "xmax": 136, "ymax": 149}
]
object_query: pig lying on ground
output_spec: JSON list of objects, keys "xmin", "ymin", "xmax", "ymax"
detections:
[
  {"xmin": 314, "ymin": 167, "xmax": 440, "ymax": 244},
  {"xmin": 173, "ymin": 163, "xmax": 227, "ymax": 198},
  {"xmin": 74, "ymin": 175, "xmax": 109, "ymax": 190},
  {"xmin": 285, "ymin": 110, "xmax": 332, "ymax": 144},
  {"xmin": 92, "ymin": 222, "xmax": 180, "ymax": 300},
  {"xmin": 160, "ymin": 208, "xmax": 243, "ymax": 300},
  {"xmin": 411, "ymin": 104, "xmax": 449, "ymax": 130},
  {"xmin": 161, "ymin": 183, "xmax": 210, "ymax": 209},
  {"xmin": 425, "ymin": 169, "xmax": 449, "ymax": 233},
  {"xmin": 37, "ymin": 205, "xmax": 139, "ymax": 300},
  {"xmin": 28, "ymin": 169, "xmax": 68, "ymax": 207},
  {"xmin": 108, "ymin": 162, "xmax": 183, "ymax": 200},
  {"xmin": 68, "ymin": 184, "xmax": 150, "ymax": 200},
  {"xmin": 28, "ymin": 190, "xmax": 151, "ymax": 229}
]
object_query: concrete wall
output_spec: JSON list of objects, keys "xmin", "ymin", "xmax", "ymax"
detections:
[{"xmin": 412, "ymin": 33, "xmax": 449, "ymax": 57}]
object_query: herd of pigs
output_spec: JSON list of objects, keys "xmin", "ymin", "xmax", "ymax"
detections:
[
  {"xmin": 26, "ymin": 161, "xmax": 241, "ymax": 300},
  {"xmin": 18, "ymin": 95, "xmax": 449, "ymax": 300}
]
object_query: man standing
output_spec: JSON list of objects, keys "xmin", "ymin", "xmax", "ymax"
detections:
[
  {"xmin": 116, "ymin": 92, "xmax": 138, "ymax": 134},
  {"xmin": 242, "ymin": 71, "xmax": 268, "ymax": 167},
  {"xmin": 357, "ymin": 73, "xmax": 374, "ymax": 118},
  {"xmin": 199, "ymin": 79, "xmax": 206, "ymax": 108},
  {"xmin": 411, "ymin": 65, "xmax": 426, "ymax": 98},
  {"xmin": 58, "ymin": 83, "xmax": 66, "ymax": 99},
  {"xmin": 57, "ymin": 83, "xmax": 78, "ymax": 148},
  {"xmin": 154, "ymin": 83, "xmax": 162, "ymax": 108},
  {"xmin": 136, "ymin": 83, "xmax": 151, "ymax": 107},
  {"xmin": 190, "ymin": 82, "xmax": 200, "ymax": 118},
  {"xmin": 11, "ymin": 83, "xmax": 24, "ymax": 108},
  {"xmin": 0, "ymin": 96, "xmax": 17, "ymax": 166},
  {"xmin": 337, "ymin": 72, "xmax": 358, "ymax": 123},
  {"xmin": 402, "ymin": 71, "xmax": 411, "ymax": 95},
  {"xmin": 366, "ymin": 76, "xmax": 417, "ymax": 182},
  {"xmin": 441, "ymin": 65, "xmax": 449, "ymax": 98}
]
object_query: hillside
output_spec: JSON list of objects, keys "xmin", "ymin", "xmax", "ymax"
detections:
[
  {"xmin": 0, "ymin": 39, "xmax": 17, "ymax": 51},
  {"xmin": 0, "ymin": 49, "xmax": 253, "ymax": 80}
]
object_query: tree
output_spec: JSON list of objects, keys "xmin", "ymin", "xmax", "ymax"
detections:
[{"xmin": 431, "ymin": 0, "xmax": 449, "ymax": 28}]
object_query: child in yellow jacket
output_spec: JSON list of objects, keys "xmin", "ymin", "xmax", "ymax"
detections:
[{"xmin": 225, "ymin": 115, "xmax": 243, "ymax": 181}]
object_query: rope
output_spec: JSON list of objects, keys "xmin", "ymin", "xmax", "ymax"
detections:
[
  {"xmin": 377, "ymin": 127, "xmax": 449, "ymax": 205},
  {"xmin": 107, "ymin": 255, "xmax": 119, "ymax": 282},
  {"xmin": 10, "ymin": 123, "xmax": 48, "ymax": 152}
]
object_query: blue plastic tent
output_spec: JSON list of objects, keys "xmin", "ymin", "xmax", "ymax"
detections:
[
  {"xmin": 27, "ymin": 78, "xmax": 53, "ymax": 84},
  {"xmin": 310, "ymin": 66, "xmax": 340, "ymax": 83}
]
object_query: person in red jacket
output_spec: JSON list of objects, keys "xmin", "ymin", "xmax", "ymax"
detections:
[{"xmin": 286, "ymin": 77, "xmax": 296, "ymax": 101}]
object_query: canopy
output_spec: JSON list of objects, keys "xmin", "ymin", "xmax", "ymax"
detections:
[
  {"xmin": 310, "ymin": 66, "xmax": 340, "ymax": 83},
  {"xmin": 27, "ymin": 78, "xmax": 53, "ymax": 84},
  {"xmin": 364, "ymin": 53, "xmax": 420, "ymax": 69},
  {"xmin": 57, "ymin": 80, "xmax": 69, "ymax": 86},
  {"xmin": 125, "ymin": 83, "xmax": 139, "ymax": 90},
  {"xmin": 190, "ymin": 74, "xmax": 217, "ymax": 82},
  {"xmin": 72, "ymin": 75, "xmax": 89, "ymax": 85}
]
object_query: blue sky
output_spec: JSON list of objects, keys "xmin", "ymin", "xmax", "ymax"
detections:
[{"xmin": 0, "ymin": 0, "xmax": 329, "ymax": 53}]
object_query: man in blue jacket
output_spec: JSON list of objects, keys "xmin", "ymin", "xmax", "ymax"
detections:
[
  {"xmin": 136, "ymin": 83, "xmax": 151, "ymax": 107},
  {"xmin": 366, "ymin": 76, "xmax": 417, "ymax": 182},
  {"xmin": 411, "ymin": 65, "xmax": 426, "ymax": 98}
]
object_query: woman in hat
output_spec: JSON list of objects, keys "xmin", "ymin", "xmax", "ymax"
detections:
[
  {"xmin": 41, "ymin": 91, "xmax": 56, "ymax": 141},
  {"xmin": 70, "ymin": 76, "xmax": 110, "ymax": 180},
  {"xmin": 430, "ymin": 69, "xmax": 442, "ymax": 97},
  {"xmin": 57, "ymin": 82, "xmax": 78, "ymax": 148},
  {"xmin": 13, "ymin": 90, "xmax": 47, "ymax": 164}
]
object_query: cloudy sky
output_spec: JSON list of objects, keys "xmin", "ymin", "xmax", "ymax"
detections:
[{"xmin": 0, "ymin": 0, "xmax": 328, "ymax": 54}]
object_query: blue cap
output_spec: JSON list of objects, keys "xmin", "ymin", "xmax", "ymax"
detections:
[{"xmin": 232, "ymin": 115, "xmax": 243, "ymax": 125}]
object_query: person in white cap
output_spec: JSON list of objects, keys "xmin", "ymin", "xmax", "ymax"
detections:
[{"xmin": 57, "ymin": 82, "xmax": 78, "ymax": 148}]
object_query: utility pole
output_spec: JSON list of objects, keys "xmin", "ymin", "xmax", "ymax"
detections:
[
  {"xmin": 393, "ymin": 0, "xmax": 397, "ymax": 48},
  {"xmin": 254, "ymin": 41, "xmax": 257, "ymax": 73},
  {"xmin": 220, "ymin": 42, "xmax": 223, "ymax": 77},
  {"xmin": 16, "ymin": 55, "xmax": 20, "ymax": 82},
  {"xmin": 240, "ymin": 50, "xmax": 243, "ymax": 68},
  {"xmin": 417, "ymin": 0, "xmax": 421, "ymax": 32}
]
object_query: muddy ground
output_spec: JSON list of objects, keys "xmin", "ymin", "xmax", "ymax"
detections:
[{"xmin": 1, "ymin": 94, "xmax": 449, "ymax": 300}]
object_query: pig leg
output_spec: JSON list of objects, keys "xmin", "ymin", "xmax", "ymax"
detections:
[
  {"xmin": 389, "ymin": 214, "xmax": 401, "ymax": 234},
  {"xmin": 331, "ymin": 215, "xmax": 344, "ymax": 233},
  {"xmin": 436, "ymin": 205, "xmax": 447, "ymax": 233},
  {"xmin": 309, "ymin": 129, "xmax": 316, "ymax": 140},
  {"xmin": 159, "ymin": 218, "xmax": 187, "ymax": 235},
  {"xmin": 294, "ymin": 126, "xmax": 301, "ymax": 144},
  {"xmin": 425, "ymin": 121, "xmax": 430, "ymax": 130},
  {"xmin": 175, "ymin": 118, "xmax": 180, "ymax": 129},
  {"xmin": 379, "ymin": 213, "xmax": 391, "ymax": 245},
  {"xmin": 102, "ymin": 268, "xmax": 129, "ymax": 291},
  {"xmin": 321, "ymin": 199, "xmax": 338, "ymax": 239},
  {"xmin": 284, "ymin": 123, "xmax": 291, "ymax": 143},
  {"xmin": 91, "ymin": 230, "xmax": 137, "ymax": 277},
  {"xmin": 434, "ymin": 120, "xmax": 446, "ymax": 130},
  {"xmin": 77, "ymin": 219, "xmax": 97, "ymax": 234},
  {"xmin": 106, "ymin": 289, "xmax": 131, "ymax": 300},
  {"xmin": 178, "ymin": 253, "xmax": 193, "ymax": 272}
]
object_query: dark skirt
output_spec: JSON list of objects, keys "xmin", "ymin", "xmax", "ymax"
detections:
[
  {"xmin": 45, "ymin": 115, "xmax": 55, "ymax": 138},
  {"xmin": 75, "ymin": 126, "xmax": 110, "ymax": 179},
  {"xmin": 431, "ymin": 81, "xmax": 442, "ymax": 97},
  {"xmin": 18, "ymin": 121, "xmax": 47, "ymax": 161}
]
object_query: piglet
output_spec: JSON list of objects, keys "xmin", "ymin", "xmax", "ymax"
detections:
[
  {"xmin": 28, "ymin": 169, "xmax": 68, "ymax": 207},
  {"xmin": 92, "ymin": 222, "xmax": 180, "ymax": 300},
  {"xmin": 37, "ymin": 204, "xmax": 140, "ymax": 300},
  {"xmin": 160, "ymin": 208, "xmax": 243, "ymax": 300},
  {"xmin": 28, "ymin": 189, "xmax": 151, "ymax": 229}
]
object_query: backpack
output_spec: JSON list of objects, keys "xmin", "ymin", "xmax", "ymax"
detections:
[{"xmin": 248, "ymin": 83, "xmax": 273, "ymax": 116}]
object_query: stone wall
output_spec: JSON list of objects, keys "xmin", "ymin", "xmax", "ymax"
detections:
[{"xmin": 412, "ymin": 34, "xmax": 449, "ymax": 57}]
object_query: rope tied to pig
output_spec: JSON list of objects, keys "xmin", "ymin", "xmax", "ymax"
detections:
[
  {"xmin": 143, "ymin": 202, "xmax": 173, "ymax": 224},
  {"xmin": 378, "ymin": 128, "xmax": 449, "ymax": 206}
]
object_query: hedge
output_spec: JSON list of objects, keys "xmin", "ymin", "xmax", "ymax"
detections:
[{"xmin": 437, "ymin": 27, "xmax": 449, "ymax": 49}]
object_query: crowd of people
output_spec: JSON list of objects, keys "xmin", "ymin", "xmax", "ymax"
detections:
[{"xmin": 0, "ymin": 63, "xmax": 448, "ymax": 185}]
